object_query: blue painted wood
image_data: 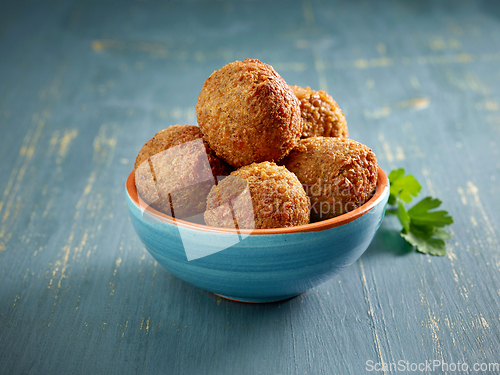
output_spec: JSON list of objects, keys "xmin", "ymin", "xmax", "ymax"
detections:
[{"xmin": 1, "ymin": 0, "xmax": 500, "ymax": 374}]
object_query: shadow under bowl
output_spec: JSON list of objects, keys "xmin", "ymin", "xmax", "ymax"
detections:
[{"xmin": 125, "ymin": 168, "xmax": 389, "ymax": 303}]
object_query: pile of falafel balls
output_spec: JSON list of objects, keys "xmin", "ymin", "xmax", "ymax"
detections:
[{"xmin": 134, "ymin": 58, "xmax": 378, "ymax": 230}]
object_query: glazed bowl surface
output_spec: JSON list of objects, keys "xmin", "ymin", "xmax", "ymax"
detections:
[{"xmin": 125, "ymin": 168, "xmax": 389, "ymax": 303}]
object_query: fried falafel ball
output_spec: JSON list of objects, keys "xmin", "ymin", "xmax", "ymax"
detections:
[
  {"xmin": 134, "ymin": 125, "xmax": 231, "ymax": 219},
  {"xmin": 204, "ymin": 162, "xmax": 310, "ymax": 229},
  {"xmin": 284, "ymin": 137, "xmax": 377, "ymax": 221},
  {"xmin": 196, "ymin": 59, "xmax": 303, "ymax": 167},
  {"xmin": 290, "ymin": 85, "xmax": 348, "ymax": 138},
  {"xmin": 134, "ymin": 125, "xmax": 207, "ymax": 170}
]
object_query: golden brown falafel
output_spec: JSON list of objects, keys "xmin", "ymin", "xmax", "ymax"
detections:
[
  {"xmin": 196, "ymin": 59, "xmax": 303, "ymax": 167},
  {"xmin": 284, "ymin": 137, "xmax": 377, "ymax": 221},
  {"xmin": 134, "ymin": 125, "xmax": 231, "ymax": 219},
  {"xmin": 290, "ymin": 85, "xmax": 348, "ymax": 138},
  {"xmin": 204, "ymin": 162, "xmax": 310, "ymax": 229},
  {"xmin": 134, "ymin": 125, "xmax": 204, "ymax": 170}
]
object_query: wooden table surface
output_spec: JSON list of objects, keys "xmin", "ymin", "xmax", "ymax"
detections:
[{"xmin": 1, "ymin": 1, "xmax": 500, "ymax": 374}]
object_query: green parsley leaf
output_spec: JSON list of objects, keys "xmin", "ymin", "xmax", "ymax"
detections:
[
  {"xmin": 432, "ymin": 227, "xmax": 453, "ymax": 240},
  {"xmin": 397, "ymin": 200, "xmax": 410, "ymax": 233},
  {"xmin": 401, "ymin": 228, "xmax": 448, "ymax": 256},
  {"xmin": 387, "ymin": 169, "xmax": 453, "ymax": 256},
  {"xmin": 388, "ymin": 168, "xmax": 422, "ymax": 204},
  {"xmin": 408, "ymin": 197, "xmax": 454, "ymax": 228}
]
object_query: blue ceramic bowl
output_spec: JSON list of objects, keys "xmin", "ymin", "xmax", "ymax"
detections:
[{"xmin": 125, "ymin": 168, "xmax": 389, "ymax": 303}]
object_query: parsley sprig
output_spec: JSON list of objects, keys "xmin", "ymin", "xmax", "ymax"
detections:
[{"xmin": 387, "ymin": 169, "xmax": 453, "ymax": 256}]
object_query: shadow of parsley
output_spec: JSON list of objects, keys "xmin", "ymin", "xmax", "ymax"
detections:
[{"xmin": 363, "ymin": 217, "xmax": 416, "ymax": 257}]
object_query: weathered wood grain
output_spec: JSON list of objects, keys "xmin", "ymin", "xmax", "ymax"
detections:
[{"xmin": 1, "ymin": 0, "xmax": 500, "ymax": 374}]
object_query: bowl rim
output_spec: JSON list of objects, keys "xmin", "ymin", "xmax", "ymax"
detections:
[{"xmin": 126, "ymin": 167, "xmax": 389, "ymax": 235}]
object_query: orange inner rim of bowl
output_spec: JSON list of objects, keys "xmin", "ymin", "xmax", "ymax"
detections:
[{"xmin": 126, "ymin": 167, "xmax": 389, "ymax": 234}]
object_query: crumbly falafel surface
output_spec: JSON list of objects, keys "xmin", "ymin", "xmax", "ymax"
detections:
[
  {"xmin": 204, "ymin": 162, "xmax": 310, "ymax": 229},
  {"xmin": 284, "ymin": 137, "xmax": 377, "ymax": 221},
  {"xmin": 134, "ymin": 125, "xmax": 231, "ymax": 219},
  {"xmin": 134, "ymin": 125, "xmax": 203, "ymax": 170},
  {"xmin": 290, "ymin": 85, "xmax": 348, "ymax": 139},
  {"xmin": 196, "ymin": 59, "xmax": 303, "ymax": 167}
]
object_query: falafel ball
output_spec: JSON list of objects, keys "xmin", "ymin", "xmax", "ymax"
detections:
[
  {"xmin": 284, "ymin": 137, "xmax": 377, "ymax": 221},
  {"xmin": 196, "ymin": 59, "xmax": 303, "ymax": 167},
  {"xmin": 204, "ymin": 162, "xmax": 310, "ymax": 229},
  {"xmin": 134, "ymin": 125, "xmax": 231, "ymax": 219},
  {"xmin": 135, "ymin": 125, "xmax": 208, "ymax": 170},
  {"xmin": 290, "ymin": 85, "xmax": 348, "ymax": 138}
]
